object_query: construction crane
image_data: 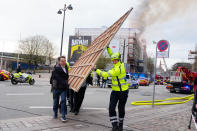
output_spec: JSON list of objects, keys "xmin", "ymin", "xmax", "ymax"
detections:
[{"xmin": 163, "ymin": 58, "xmax": 169, "ymax": 76}]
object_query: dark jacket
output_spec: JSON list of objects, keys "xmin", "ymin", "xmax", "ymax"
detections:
[{"xmin": 51, "ymin": 64, "xmax": 69, "ymax": 90}]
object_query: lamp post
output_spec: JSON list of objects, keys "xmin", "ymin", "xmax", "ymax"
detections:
[
  {"xmin": 58, "ymin": 4, "xmax": 73, "ymax": 56},
  {"xmin": 152, "ymin": 41, "xmax": 158, "ymax": 108}
]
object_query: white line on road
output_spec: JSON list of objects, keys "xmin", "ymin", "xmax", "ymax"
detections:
[
  {"xmin": 29, "ymin": 106, "xmax": 52, "ymax": 109},
  {"xmin": 85, "ymin": 92, "xmax": 94, "ymax": 95},
  {"xmin": 28, "ymin": 106, "xmax": 107, "ymax": 110},
  {"xmin": 6, "ymin": 93, "xmax": 44, "ymax": 96},
  {"xmin": 82, "ymin": 107, "xmax": 107, "ymax": 110}
]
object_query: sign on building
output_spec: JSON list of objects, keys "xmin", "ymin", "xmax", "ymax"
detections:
[{"xmin": 68, "ymin": 36, "xmax": 92, "ymax": 65}]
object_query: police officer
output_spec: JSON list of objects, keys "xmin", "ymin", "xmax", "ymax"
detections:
[{"xmin": 93, "ymin": 47, "xmax": 129, "ymax": 131}]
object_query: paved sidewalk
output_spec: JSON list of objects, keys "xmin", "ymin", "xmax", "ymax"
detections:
[
  {"xmin": 0, "ymin": 116, "xmax": 111, "ymax": 131},
  {"xmin": 0, "ymin": 101, "xmax": 196, "ymax": 131}
]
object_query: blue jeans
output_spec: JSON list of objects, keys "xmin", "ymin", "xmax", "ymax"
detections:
[{"xmin": 53, "ymin": 89, "xmax": 67, "ymax": 117}]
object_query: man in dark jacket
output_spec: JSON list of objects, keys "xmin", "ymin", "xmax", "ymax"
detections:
[{"xmin": 52, "ymin": 56, "xmax": 69, "ymax": 122}]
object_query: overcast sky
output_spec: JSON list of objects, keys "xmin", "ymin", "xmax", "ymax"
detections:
[{"xmin": 0, "ymin": 0, "xmax": 196, "ymax": 69}]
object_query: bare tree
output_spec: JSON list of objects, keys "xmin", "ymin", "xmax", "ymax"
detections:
[
  {"xmin": 18, "ymin": 35, "xmax": 52, "ymax": 73},
  {"xmin": 96, "ymin": 53, "xmax": 111, "ymax": 69},
  {"xmin": 43, "ymin": 41, "xmax": 55, "ymax": 73}
]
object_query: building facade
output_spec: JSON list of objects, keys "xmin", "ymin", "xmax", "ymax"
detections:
[{"xmin": 74, "ymin": 27, "xmax": 148, "ymax": 73}]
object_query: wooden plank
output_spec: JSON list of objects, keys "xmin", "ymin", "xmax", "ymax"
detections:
[{"xmin": 68, "ymin": 8, "xmax": 133, "ymax": 92}]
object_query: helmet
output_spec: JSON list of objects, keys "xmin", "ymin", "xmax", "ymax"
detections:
[{"xmin": 111, "ymin": 52, "xmax": 121, "ymax": 61}]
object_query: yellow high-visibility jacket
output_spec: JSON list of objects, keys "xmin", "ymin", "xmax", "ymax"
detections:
[
  {"xmin": 66, "ymin": 62, "xmax": 71, "ymax": 71},
  {"xmin": 96, "ymin": 47, "xmax": 129, "ymax": 91}
]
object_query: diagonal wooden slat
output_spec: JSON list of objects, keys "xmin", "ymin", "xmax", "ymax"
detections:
[{"xmin": 69, "ymin": 8, "xmax": 133, "ymax": 92}]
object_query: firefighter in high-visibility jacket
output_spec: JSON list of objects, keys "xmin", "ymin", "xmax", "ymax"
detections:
[{"xmin": 93, "ymin": 47, "xmax": 129, "ymax": 131}]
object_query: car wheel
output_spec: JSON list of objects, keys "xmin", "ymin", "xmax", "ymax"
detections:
[{"xmin": 170, "ymin": 89, "xmax": 176, "ymax": 93}]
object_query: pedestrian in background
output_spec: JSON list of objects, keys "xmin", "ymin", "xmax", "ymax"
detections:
[
  {"xmin": 97, "ymin": 74, "xmax": 100, "ymax": 87},
  {"xmin": 16, "ymin": 64, "xmax": 21, "ymax": 73},
  {"xmin": 101, "ymin": 76, "xmax": 108, "ymax": 88},
  {"xmin": 51, "ymin": 56, "xmax": 69, "ymax": 122}
]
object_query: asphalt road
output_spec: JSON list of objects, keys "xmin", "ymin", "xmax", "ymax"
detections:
[{"xmin": 0, "ymin": 74, "xmax": 188, "ymax": 120}]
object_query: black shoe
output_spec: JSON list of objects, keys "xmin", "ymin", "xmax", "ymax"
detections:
[
  {"xmin": 70, "ymin": 108, "xmax": 74, "ymax": 113},
  {"xmin": 74, "ymin": 111, "xmax": 79, "ymax": 115},
  {"xmin": 112, "ymin": 126, "xmax": 118, "ymax": 131},
  {"xmin": 118, "ymin": 127, "xmax": 123, "ymax": 131},
  {"xmin": 118, "ymin": 123, "xmax": 123, "ymax": 131}
]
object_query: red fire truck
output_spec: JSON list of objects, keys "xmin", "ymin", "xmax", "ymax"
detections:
[{"xmin": 166, "ymin": 67, "xmax": 197, "ymax": 93}]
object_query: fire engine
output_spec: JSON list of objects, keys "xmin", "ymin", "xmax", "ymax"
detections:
[{"xmin": 166, "ymin": 67, "xmax": 197, "ymax": 93}]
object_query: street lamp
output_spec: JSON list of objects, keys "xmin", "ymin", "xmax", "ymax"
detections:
[{"xmin": 58, "ymin": 4, "xmax": 73, "ymax": 56}]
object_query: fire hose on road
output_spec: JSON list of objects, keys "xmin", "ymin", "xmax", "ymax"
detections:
[{"xmin": 131, "ymin": 94, "xmax": 194, "ymax": 105}]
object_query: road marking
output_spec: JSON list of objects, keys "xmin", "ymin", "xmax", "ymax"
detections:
[
  {"xmin": 85, "ymin": 92, "xmax": 94, "ymax": 95},
  {"xmin": 28, "ymin": 106, "xmax": 107, "ymax": 110},
  {"xmin": 6, "ymin": 93, "xmax": 44, "ymax": 96},
  {"xmin": 82, "ymin": 107, "xmax": 107, "ymax": 110},
  {"xmin": 29, "ymin": 106, "xmax": 52, "ymax": 109}
]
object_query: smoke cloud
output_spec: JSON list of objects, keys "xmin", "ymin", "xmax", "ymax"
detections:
[{"xmin": 130, "ymin": 0, "xmax": 196, "ymax": 30}]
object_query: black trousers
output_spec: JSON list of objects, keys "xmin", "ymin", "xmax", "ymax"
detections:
[
  {"xmin": 109, "ymin": 90, "xmax": 128, "ymax": 127},
  {"xmin": 70, "ymin": 86, "xmax": 87, "ymax": 112},
  {"xmin": 97, "ymin": 79, "xmax": 100, "ymax": 86},
  {"xmin": 69, "ymin": 89, "xmax": 74, "ymax": 110}
]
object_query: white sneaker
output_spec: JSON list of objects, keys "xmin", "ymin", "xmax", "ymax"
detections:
[{"xmin": 61, "ymin": 117, "xmax": 67, "ymax": 122}]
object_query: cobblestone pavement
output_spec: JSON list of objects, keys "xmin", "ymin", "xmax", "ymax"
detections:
[{"xmin": 0, "ymin": 100, "xmax": 196, "ymax": 131}]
